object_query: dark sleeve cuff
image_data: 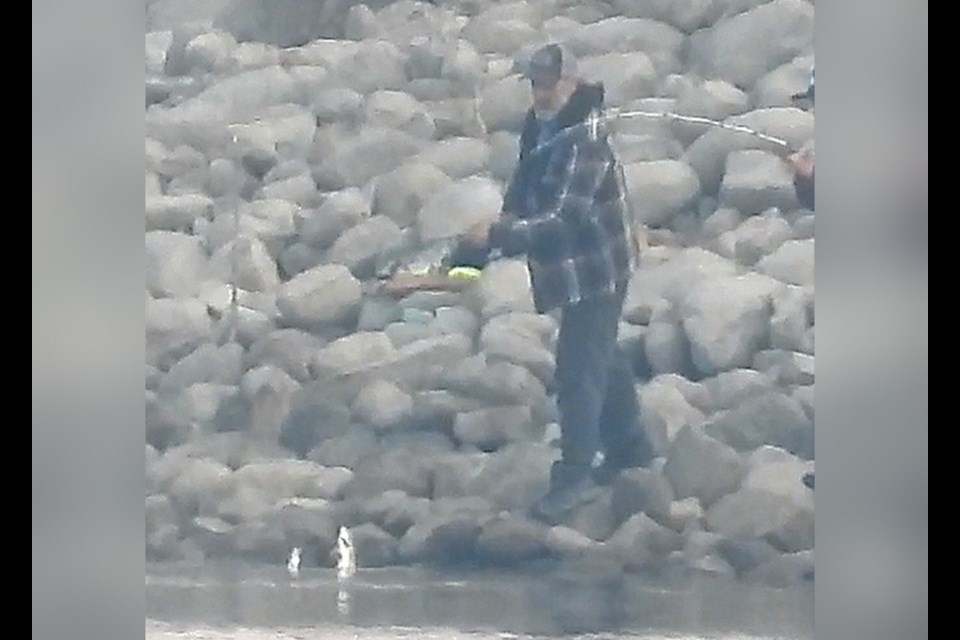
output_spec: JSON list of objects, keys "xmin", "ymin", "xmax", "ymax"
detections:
[{"xmin": 488, "ymin": 217, "xmax": 526, "ymax": 257}]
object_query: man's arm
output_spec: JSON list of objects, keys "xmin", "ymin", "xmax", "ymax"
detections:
[
  {"xmin": 501, "ymin": 158, "xmax": 527, "ymax": 219},
  {"xmin": 500, "ymin": 112, "xmax": 536, "ymax": 217},
  {"xmin": 489, "ymin": 139, "xmax": 610, "ymax": 257}
]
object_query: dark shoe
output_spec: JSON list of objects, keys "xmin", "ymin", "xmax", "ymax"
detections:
[
  {"xmin": 530, "ymin": 462, "xmax": 601, "ymax": 524},
  {"xmin": 592, "ymin": 459, "xmax": 625, "ymax": 486}
]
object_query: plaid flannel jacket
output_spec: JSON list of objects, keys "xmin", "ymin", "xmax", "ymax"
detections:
[{"xmin": 488, "ymin": 82, "xmax": 635, "ymax": 313}]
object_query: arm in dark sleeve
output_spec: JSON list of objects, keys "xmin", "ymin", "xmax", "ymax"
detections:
[
  {"xmin": 445, "ymin": 239, "xmax": 491, "ymax": 270},
  {"xmin": 501, "ymin": 164, "xmax": 525, "ymax": 218},
  {"xmin": 489, "ymin": 140, "xmax": 610, "ymax": 257},
  {"xmin": 500, "ymin": 114, "xmax": 536, "ymax": 216}
]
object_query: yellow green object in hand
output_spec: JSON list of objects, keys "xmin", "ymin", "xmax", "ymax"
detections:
[{"xmin": 446, "ymin": 266, "xmax": 483, "ymax": 282}]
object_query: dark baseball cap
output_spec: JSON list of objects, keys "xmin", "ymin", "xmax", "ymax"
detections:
[{"xmin": 523, "ymin": 43, "xmax": 578, "ymax": 87}]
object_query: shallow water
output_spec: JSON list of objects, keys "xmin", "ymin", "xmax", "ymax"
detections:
[{"xmin": 146, "ymin": 563, "xmax": 813, "ymax": 639}]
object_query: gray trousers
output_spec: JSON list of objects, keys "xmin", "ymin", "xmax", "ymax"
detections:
[{"xmin": 554, "ymin": 282, "xmax": 653, "ymax": 468}]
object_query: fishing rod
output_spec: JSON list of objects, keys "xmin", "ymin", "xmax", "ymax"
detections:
[
  {"xmin": 528, "ymin": 106, "xmax": 794, "ymax": 157},
  {"xmin": 599, "ymin": 108, "xmax": 792, "ymax": 150},
  {"xmin": 372, "ymin": 106, "xmax": 803, "ymax": 297}
]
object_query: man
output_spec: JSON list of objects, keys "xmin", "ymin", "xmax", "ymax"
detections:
[
  {"xmin": 787, "ymin": 64, "xmax": 815, "ymax": 210},
  {"xmin": 461, "ymin": 44, "xmax": 655, "ymax": 523}
]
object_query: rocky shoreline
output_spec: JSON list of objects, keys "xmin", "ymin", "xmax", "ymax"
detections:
[{"xmin": 146, "ymin": 0, "xmax": 815, "ymax": 587}]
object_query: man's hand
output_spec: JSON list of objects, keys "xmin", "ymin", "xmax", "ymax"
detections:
[
  {"xmin": 461, "ymin": 219, "xmax": 493, "ymax": 248},
  {"xmin": 786, "ymin": 149, "xmax": 815, "ymax": 178}
]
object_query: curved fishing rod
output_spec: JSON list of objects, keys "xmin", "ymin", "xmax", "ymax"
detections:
[
  {"xmin": 603, "ymin": 108, "xmax": 792, "ymax": 149},
  {"xmin": 526, "ymin": 107, "xmax": 794, "ymax": 158},
  {"xmin": 374, "ymin": 106, "xmax": 801, "ymax": 294}
]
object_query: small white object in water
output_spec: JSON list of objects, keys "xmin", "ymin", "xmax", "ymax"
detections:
[
  {"xmin": 287, "ymin": 546, "xmax": 301, "ymax": 577},
  {"xmin": 335, "ymin": 526, "xmax": 356, "ymax": 580}
]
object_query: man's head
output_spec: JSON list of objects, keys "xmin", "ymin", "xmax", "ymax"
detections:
[{"xmin": 525, "ymin": 44, "xmax": 579, "ymax": 118}]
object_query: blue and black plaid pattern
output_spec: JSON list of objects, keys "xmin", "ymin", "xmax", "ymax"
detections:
[{"xmin": 489, "ymin": 123, "xmax": 633, "ymax": 314}]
